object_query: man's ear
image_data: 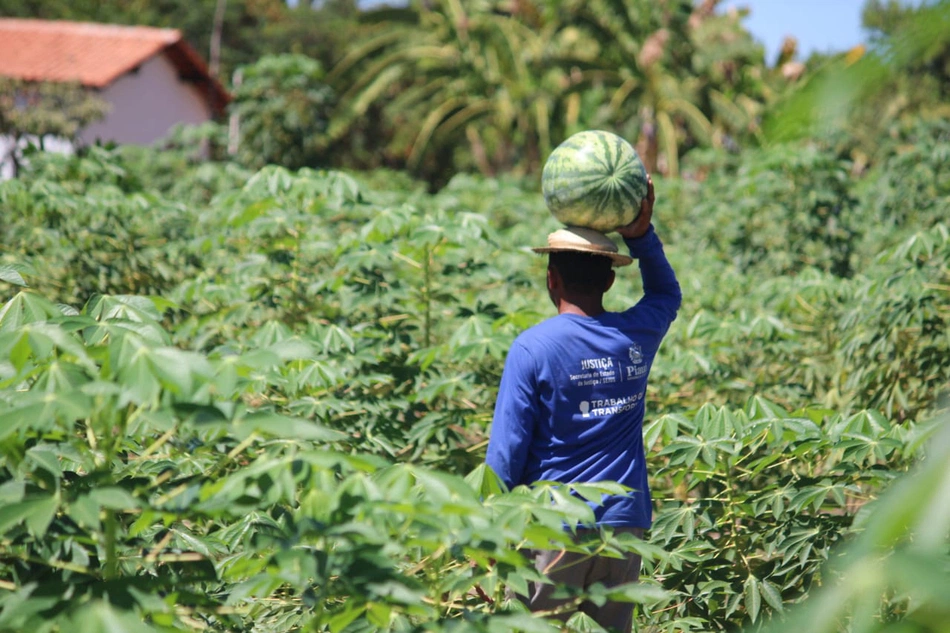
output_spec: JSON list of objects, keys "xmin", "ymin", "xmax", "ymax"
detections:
[
  {"xmin": 605, "ymin": 269, "xmax": 616, "ymax": 293},
  {"xmin": 546, "ymin": 264, "xmax": 562, "ymax": 308}
]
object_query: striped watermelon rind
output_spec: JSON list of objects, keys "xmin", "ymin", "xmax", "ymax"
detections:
[{"xmin": 541, "ymin": 130, "xmax": 648, "ymax": 233}]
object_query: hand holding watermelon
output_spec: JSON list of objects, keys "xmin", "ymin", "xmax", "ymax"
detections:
[{"xmin": 616, "ymin": 175, "xmax": 654, "ymax": 240}]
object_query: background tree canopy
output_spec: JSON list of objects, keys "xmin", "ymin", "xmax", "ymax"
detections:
[
  {"xmin": 4, "ymin": 0, "xmax": 947, "ymax": 185},
  {"xmin": 1, "ymin": 0, "xmax": 949, "ymax": 632}
]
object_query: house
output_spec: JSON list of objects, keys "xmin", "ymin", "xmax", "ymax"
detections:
[{"xmin": 0, "ymin": 19, "xmax": 230, "ymax": 176}]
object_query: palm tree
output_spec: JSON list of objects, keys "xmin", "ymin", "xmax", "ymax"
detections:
[
  {"xmin": 538, "ymin": 0, "xmax": 771, "ymax": 175},
  {"xmin": 328, "ymin": 0, "xmax": 777, "ymax": 181},
  {"xmin": 326, "ymin": 0, "xmax": 561, "ymax": 184}
]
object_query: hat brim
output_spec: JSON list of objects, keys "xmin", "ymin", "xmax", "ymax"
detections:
[
  {"xmin": 531, "ymin": 245, "xmax": 633, "ymax": 267},
  {"xmin": 531, "ymin": 226, "xmax": 633, "ymax": 267}
]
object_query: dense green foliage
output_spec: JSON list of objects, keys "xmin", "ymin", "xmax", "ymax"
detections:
[
  {"xmin": 4, "ymin": 0, "xmax": 949, "ymax": 188},
  {"xmin": 2, "ymin": 111, "xmax": 948, "ymax": 630},
  {"xmin": 229, "ymin": 55, "xmax": 337, "ymax": 171},
  {"xmin": 0, "ymin": 79, "xmax": 109, "ymax": 177},
  {"xmin": 308, "ymin": 0, "xmax": 778, "ymax": 183},
  {"xmin": 2, "ymin": 0, "xmax": 950, "ymax": 631}
]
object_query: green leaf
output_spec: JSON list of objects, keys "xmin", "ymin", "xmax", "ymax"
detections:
[
  {"xmin": 759, "ymin": 579, "xmax": 784, "ymax": 612},
  {"xmin": 744, "ymin": 575, "xmax": 761, "ymax": 623},
  {"xmin": 0, "ymin": 389, "xmax": 92, "ymax": 437},
  {"xmin": 90, "ymin": 487, "xmax": 139, "ymax": 511},
  {"xmin": 87, "ymin": 294, "xmax": 165, "ymax": 325},
  {"xmin": 172, "ymin": 528, "xmax": 215, "ymax": 558},
  {"xmin": 326, "ymin": 605, "xmax": 365, "ymax": 632},
  {"xmin": 26, "ymin": 445, "xmax": 63, "ymax": 480},
  {"xmin": 0, "ymin": 264, "xmax": 27, "ymax": 286},
  {"xmin": 465, "ymin": 463, "xmax": 507, "ymax": 496},
  {"xmin": 0, "ymin": 291, "xmax": 64, "ymax": 330},
  {"xmin": 0, "ymin": 584, "xmax": 59, "ymax": 629},
  {"xmin": 229, "ymin": 198, "xmax": 277, "ymax": 227},
  {"xmin": 0, "ymin": 495, "xmax": 58, "ymax": 538},
  {"xmin": 235, "ymin": 411, "xmax": 348, "ymax": 442},
  {"xmin": 564, "ymin": 611, "xmax": 607, "ymax": 632},
  {"xmin": 490, "ymin": 613, "xmax": 561, "ymax": 632},
  {"xmin": 70, "ymin": 601, "xmax": 160, "ymax": 633},
  {"xmin": 0, "ymin": 481, "xmax": 25, "ymax": 504},
  {"xmin": 28, "ymin": 322, "xmax": 98, "ymax": 372},
  {"xmin": 70, "ymin": 494, "xmax": 102, "ymax": 530}
]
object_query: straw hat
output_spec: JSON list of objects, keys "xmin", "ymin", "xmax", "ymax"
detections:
[{"xmin": 532, "ymin": 226, "xmax": 633, "ymax": 267}]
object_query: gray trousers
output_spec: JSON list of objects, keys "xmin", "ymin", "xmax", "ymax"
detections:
[{"xmin": 524, "ymin": 527, "xmax": 644, "ymax": 633}]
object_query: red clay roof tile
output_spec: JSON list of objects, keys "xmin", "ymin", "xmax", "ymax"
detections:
[
  {"xmin": 0, "ymin": 19, "xmax": 229, "ymax": 113},
  {"xmin": 0, "ymin": 19, "xmax": 183, "ymax": 87}
]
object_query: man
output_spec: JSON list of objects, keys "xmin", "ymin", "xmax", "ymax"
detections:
[{"xmin": 485, "ymin": 179, "xmax": 681, "ymax": 632}]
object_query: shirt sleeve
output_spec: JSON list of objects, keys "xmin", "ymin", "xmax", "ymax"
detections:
[
  {"xmin": 485, "ymin": 341, "xmax": 539, "ymax": 490},
  {"xmin": 623, "ymin": 225, "xmax": 682, "ymax": 327}
]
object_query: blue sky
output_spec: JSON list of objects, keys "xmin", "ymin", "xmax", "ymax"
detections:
[
  {"xmin": 721, "ymin": 0, "xmax": 869, "ymax": 63},
  {"xmin": 354, "ymin": 1, "xmax": 932, "ymax": 65},
  {"xmin": 355, "ymin": 0, "xmax": 873, "ymax": 63}
]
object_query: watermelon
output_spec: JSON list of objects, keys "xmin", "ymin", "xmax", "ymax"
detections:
[{"xmin": 541, "ymin": 130, "xmax": 648, "ymax": 233}]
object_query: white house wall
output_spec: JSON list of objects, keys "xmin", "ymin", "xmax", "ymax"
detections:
[
  {"xmin": 0, "ymin": 137, "xmax": 16, "ymax": 179},
  {"xmin": 80, "ymin": 53, "xmax": 214, "ymax": 146},
  {"xmin": 1, "ymin": 135, "xmax": 74, "ymax": 179}
]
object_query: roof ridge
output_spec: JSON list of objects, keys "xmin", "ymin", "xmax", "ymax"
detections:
[
  {"xmin": 0, "ymin": 18, "xmax": 181, "ymax": 42},
  {"xmin": 0, "ymin": 18, "xmax": 229, "ymax": 114}
]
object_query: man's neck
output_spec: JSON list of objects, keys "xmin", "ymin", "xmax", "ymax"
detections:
[{"xmin": 557, "ymin": 296, "xmax": 606, "ymax": 317}]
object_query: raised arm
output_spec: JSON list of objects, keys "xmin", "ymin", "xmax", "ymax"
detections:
[
  {"xmin": 616, "ymin": 176, "xmax": 656, "ymax": 241},
  {"xmin": 617, "ymin": 177, "xmax": 682, "ymax": 323}
]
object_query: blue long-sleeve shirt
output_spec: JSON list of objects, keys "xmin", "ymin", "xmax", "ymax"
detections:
[{"xmin": 485, "ymin": 226, "xmax": 681, "ymax": 527}]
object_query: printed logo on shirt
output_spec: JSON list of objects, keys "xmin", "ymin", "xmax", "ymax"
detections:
[
  {"xmin": 580, "ymin": 392, "xmax": 644, "ymax": 418},
  {"xmin": 625, "ymin": 342, "xmax": 647, "ymax": 380},
  {"xmin": 570, "ymin": 357, "xmax": 617, "ymax": 387},
  {"xmin": 571, "ymin": 345, "xmax": 648, "ymax": 389},
  {"xmin": 581, "ymin": 357, "xmax": 613, "ymax": 370}
]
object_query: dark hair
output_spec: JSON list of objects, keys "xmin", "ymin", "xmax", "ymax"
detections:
[{"xmin": 549, "ymin": 251, "xmax": 614, "ymax": 295}]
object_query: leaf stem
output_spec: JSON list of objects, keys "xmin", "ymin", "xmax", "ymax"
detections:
[
  {"xmin": 104, "ymin": 509, "xmax": 118, "ymax": 579},
  {"xmin": 85, "ymin": 420, "xmax": 98, "ymax": 452},
  {"xmin": 423, "ymin": 243, "xmax": 432, "ymax": 348}
]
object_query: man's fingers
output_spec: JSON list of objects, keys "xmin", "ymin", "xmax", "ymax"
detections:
[{"xmin": 642, "ymin": 177, "xmax": 654, "ymax": 215}]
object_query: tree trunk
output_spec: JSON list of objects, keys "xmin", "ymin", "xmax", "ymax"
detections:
[
  {"xmin": 210, "ymin": 0, "xmax": 227, "ymax": 79},
  {"xmin": 636, "ymin": 107, "xmax": 659, "ymax": 175}
]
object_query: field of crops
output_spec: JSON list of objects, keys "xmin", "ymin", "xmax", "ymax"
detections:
[{"xmin": 1, "ymin": 118, "xmax": 949, "ymax": 632}]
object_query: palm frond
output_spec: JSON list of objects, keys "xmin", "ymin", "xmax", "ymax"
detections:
[
  {"xmin": 326, "ymin": 65, "xmax": 405, "ymax": 143},
  {"xmin": 435, "ymin": 100, "xmax": 495, "ymax": 144},
  {"xmin": 387, "ymin": 78, "xmax": 452, "ymax": 117},
  {"xmin": 337, "ymin": 45, "xmax": 456, "ymax": 105},
  {"xmin": 664, "ymin": 97, "xmax": 713, "ymax": 144},
  {"xmin": 326, "ymin": 30, "xmax": 407, "ymax": 85},
  {"xmin": 407, "ymin": 97, "xmax": 472, "ymax": 170},
  {"xmin": 534, "ymin": 98, "xmax": 552, "ymax": 159},
  {"xmin": 656, "ymin": 110, "xmax": 679, "ymax": 176},
  {"xmin": 710, "ymin": 92, "xmax": 751, "ymax": 140},
  {"xmin": 609, "ymin": 77, "xmax": 641, "ymax": 115}
]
